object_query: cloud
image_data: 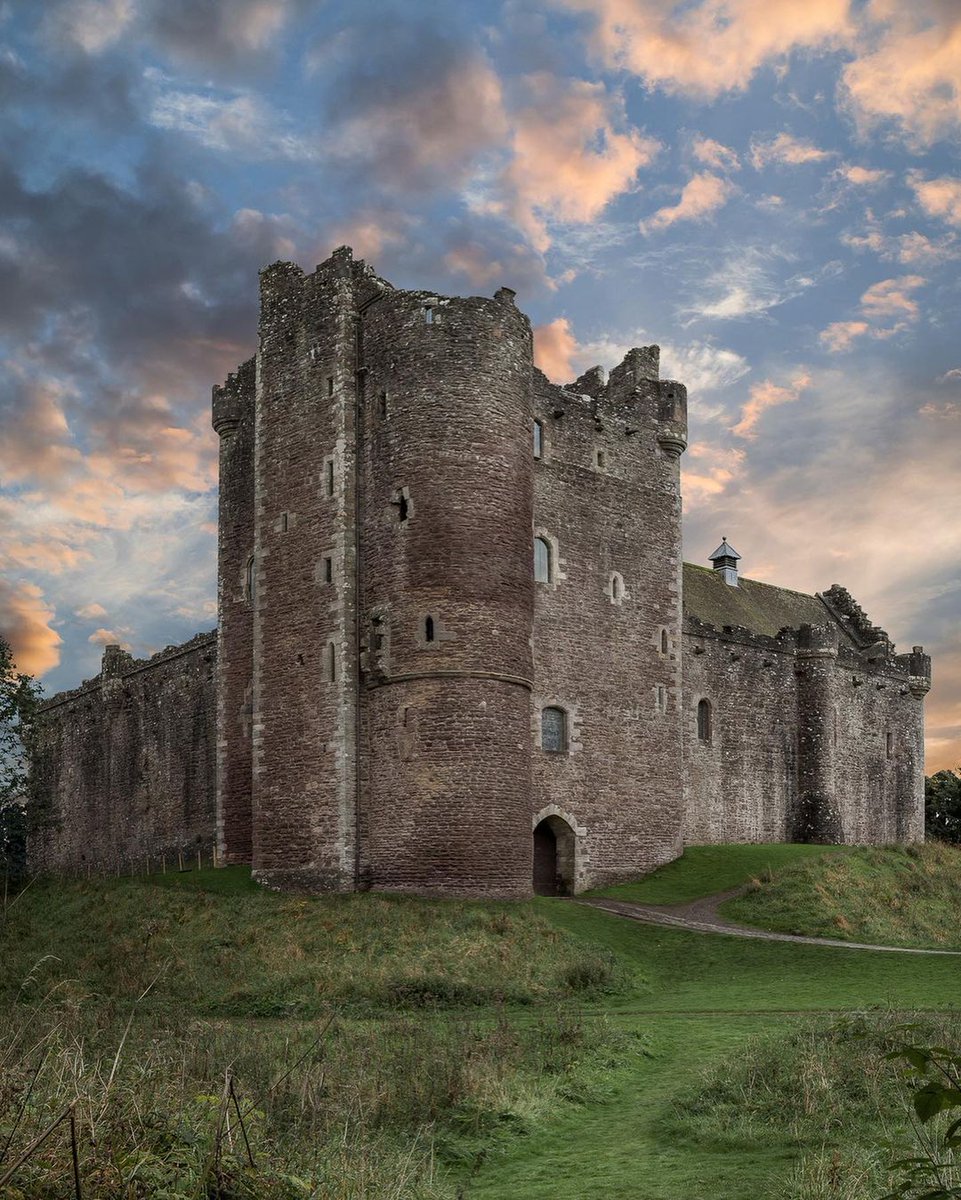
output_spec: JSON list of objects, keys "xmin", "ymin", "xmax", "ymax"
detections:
[
  {"xmin": 692, "ymin": 136, "xmax": 741, "ymax": 173},
  {"xmin": 43, "ymin": 0, "xmax": 135, "ymax": 54},
  {"xmin": 147, "ymin": 77, "xmax": 314, "ymax": 161},
  {"xmin": 841, "ymin": 220, "xmax": 960, "ymax": 266},
  {"xmin": 684, "ymin": 245, "xmax": 836, "ymax": 322},
  {"xmin": 145, "ymin": 0, "xmax": 300, "ymax": 72},
  {"xmin": 498, "ymin": 74, "xmax": 660, "ymax": 252},
  {"xmin": 731, "ymin": 373, "xmax": 811, "ymax": 438},
  {"xmin": 324, "ymin": 23, "xmax": 509, "ymax": 195},
  {"xmin": 87, "ymin": 627, "xmax": 132, "ymax": 650},
  {"xmin": 938, "ymin": 368, "xmax": 961, "ymax": 384},
  {"xmin": 750, "ymin": 132, "xmax": 835, "ymax": 169},
  {"xmin": 820, "ymin": 320, "xmax": 870, "ymax": 352},
  {"xmin": 920, "ymin": 401, "xmax": 961, "ymax": 420},
  {"xmin": 75, "ymin": 602, "xmax": 108, "ymax": 619},
  {"xmin": 820, "ymin": 275, "xmax": 926, "ymax": 350},
  {"xmin": 682, "ymin": 443, "xmax": 746, "ymax": 508},
  {"xmin": 533, "ymin": 317, "xmax": 579, "ymax": 382},
  {"xmin": 556, "ymin": 0, "xmax": 851, "ymax": 98},
  {"xmin": 908, "ymin": 173, "xmax": 961, "ymax": 229},
  {"xmin": 860, "ymin": 274, "xmax": 926, "ymax": 322},
  {"xmin": 0, "ymin": 579, "xmax": 61, "ymax": 676},
  {"xmin": 836, "ymin": 164, "xmax": 890, "ymax": 186},
  {"xmin": 640, "ymin": 173, "xmax": 735, "ymax": 234},
  {"xmin": 842, "ymin": 1, "xmax": 961, "ymax": 147}
]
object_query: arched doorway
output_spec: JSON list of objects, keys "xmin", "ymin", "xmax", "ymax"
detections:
[{"xmin": 532, "ymin": 815, "xmax": 576, "ymax": 895}]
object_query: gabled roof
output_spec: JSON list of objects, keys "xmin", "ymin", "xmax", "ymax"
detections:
[{"xmin": 682, "ymin": 562, "xmax": 853, "ymax": 641}]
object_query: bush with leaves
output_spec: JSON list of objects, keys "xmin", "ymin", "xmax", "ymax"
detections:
[
  {"xmin": 883, "ymin": 1031, "xmax": 961, "ymax": 1199},
  {"xmin": 926, "ymin": 769, "xmax": 961, "ymax": 844},
  {"xmin": 0, "ymin": 635, "xmax": 42, "ymax": 880}
]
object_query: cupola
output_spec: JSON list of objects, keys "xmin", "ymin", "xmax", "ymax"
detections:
[{"xmin": 709, "ymin": 537, "xmax": 741, "ymax": 587}]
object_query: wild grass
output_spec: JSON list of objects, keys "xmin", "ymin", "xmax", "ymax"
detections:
[
  {"xmin": 663, "ymin": 1011, "xmax": 961, "ymax": 1200},
  {"xmin": 1, "ymin": 869, "xmax": 623, "ymax": 1018},
  {"xmin": 0, "ymin": 977, "xmax": 628, "ymax": 1197},
  {"xmin": 722, "ymin": 841, "xmax": 961, "ymax": 949}
]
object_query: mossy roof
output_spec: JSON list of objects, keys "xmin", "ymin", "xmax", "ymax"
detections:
[{"xmin": 682, "ymin": 562, "xmax": 845, "ymax": 638}]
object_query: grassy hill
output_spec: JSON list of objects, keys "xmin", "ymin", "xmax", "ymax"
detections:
[
  {"xmin": 721, "ymin": 841, "xmax": 961, "ymax": 948},
  {"xmin": 1, "ymin": 849, "xmax": 959, "ymax": 1199}
]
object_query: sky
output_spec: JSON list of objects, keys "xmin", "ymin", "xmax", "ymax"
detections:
[{"xmin": 0, "ymin": 0, "xmax": 959, "ymax": 771}]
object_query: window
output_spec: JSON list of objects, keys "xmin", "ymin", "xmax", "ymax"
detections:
[
  {"xmin": 886, "ymin": 732, "xmax": 894, "ymax": 759},
  {"xmin": 533, "ymin": 420, "xmax": 543, "ymax": 459},
  {"xmin": 660, "ymin": 629, "xmax": 669, "ymax": 654},
  {"xmin": 595, "ymin": 449, "xmax": 606, "ymax": 469},
  {"xmin": 323, "ymin": 556, "xmax": 333, "ymax": 584},
  {"xmin": 398, "ymin": 493, "xmax": 409, "ymax": 521},
  {"xmin": 280, "ymin": 511, "xmax": 288, "ymax": 533},
  {"xmin": 245, "ymin": 555, "xmax": 256, "ymax": 604},
  {"xmin": 424, "ymin": 615, "xmax": 435, "ymax": 643},
  {"xmin": 424, "ymin": 306, "xmax": 433, "ymax": 324},
  {"xmin": 534, "ymin": 536, "xmax": 551, "ymax": 583},
  {"xmin": 541, "ymin": 706, "xmax": 567, "ymax": 753},
  {"xmin": 610, "ymin": 572, "xmax": 623, "ymax": 602},
  {"xmin": 326, "ymin": 642, "xmax": 336, "ymax": 682},
  {"xmin": 327, "ymin": 376, "xmax": 334, "ymax": 397},
  {"xmin": 656, "ymin": 685, "xmax": 667, "ymax": 713},
  {"xmin": 379, "ymin": 391, "xmax": 388, "ymax": 419},
  {"xmin": 325, "ymin": 460, "xmax": 334, "ymax": 497},
  {"xmin": 697, "ymin": 699, "xmax": 712, "ymax": 743}
]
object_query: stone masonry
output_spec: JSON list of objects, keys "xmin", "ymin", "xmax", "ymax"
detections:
[{"xmin": 29, "ymin": 247, "xmax": 932, "ymax": 895}]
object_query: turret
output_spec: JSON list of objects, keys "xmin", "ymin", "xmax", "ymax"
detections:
[
  {"xmin": 709, "ymin": 538, "xmax": 741, "ymax": 587},
  {"xmin": 793, "ymin": 623, "xmax": 842, "ymax": 843}
]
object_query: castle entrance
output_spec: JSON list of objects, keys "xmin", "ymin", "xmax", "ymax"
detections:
[{"xmin": 532, "ymin": 816, "xmax": 575, "ymax": 895}]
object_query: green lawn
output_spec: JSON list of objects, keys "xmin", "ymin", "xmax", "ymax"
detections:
[{"xmin": 3, "ymin": 851, "xmax": 960, "ymax": 1199}]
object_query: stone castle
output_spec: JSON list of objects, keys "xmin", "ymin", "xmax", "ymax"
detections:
[{"xmin": 30, "ymin": 247, "xmax": 932, "ymax": 896}]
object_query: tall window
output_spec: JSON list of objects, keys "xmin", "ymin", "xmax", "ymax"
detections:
[
  {"xmin": 697, "ymin": 699, "xmax": 712, "ymax": 743},
  {"xmin": 245, "ymin": 555, "xmax": 256, "ymax": 605},
  {"xmin": 541, "ymin": 706, "xmax": 567, "ymax": 753},
  {"xmin": 533, "ymin": 419, "xmax": 543, "ymax": 459},
  {"xmin": 424, "ymin": 615, "xmax": 435, "ymax": 643},
  {"xmin": 326, "ymin": 642, "xmax": 337, "ymax": 682},
  {"xmin": 534, "ymin": 536, "xmax": 551, "ymax": 583},
  {"xmin": 660, "ymin": 629, "xmax": 669, "ymax": 654}
]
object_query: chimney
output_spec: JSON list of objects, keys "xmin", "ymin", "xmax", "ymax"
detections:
[{"xmin": 709, "ymin": 537, "xmax": 741, "ymax": 587}]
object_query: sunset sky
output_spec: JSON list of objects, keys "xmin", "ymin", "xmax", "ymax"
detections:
[{"xmin": 0, "ymin": 0, "xmax": 958, "ymax": 770}]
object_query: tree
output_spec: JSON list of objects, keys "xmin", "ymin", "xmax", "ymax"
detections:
[
  {"xmin": 925, "ymin": 769, "xmax": 961, "ymax": 844},
  {"xmin": 1, "ymin": 635, "xmax": 42, "ymax": 879}
]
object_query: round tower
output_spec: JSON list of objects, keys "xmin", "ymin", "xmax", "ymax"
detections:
[
  {"xmin": 793, "ymin": 623, "xmax": 843, "ymax": 843},
  {"xmin": 357, "ymin": 285, "xmax": 534, "ymax": 897}
]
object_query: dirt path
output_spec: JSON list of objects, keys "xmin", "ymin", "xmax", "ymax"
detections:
[{"xmin": 578, "ymin": 889, "xmax": 961, "ymax": 956}]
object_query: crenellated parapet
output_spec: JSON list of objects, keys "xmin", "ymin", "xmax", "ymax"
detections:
[{"xmin": 821, "ymin": 584, "xmax": 890, "ymax": 650}]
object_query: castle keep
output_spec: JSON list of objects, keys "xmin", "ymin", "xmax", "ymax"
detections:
[{"xmin": 30, "ymin": 248, "xmax": 932, "ymax": 896}]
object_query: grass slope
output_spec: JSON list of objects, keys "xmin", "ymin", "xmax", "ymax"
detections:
[
  {"xmin": 722, "ymin": 842, "xmax": 961, "ymax": 949},
  {"xmin": 589, "ymin": 843, "xmax": 849, "ymax": 904}
]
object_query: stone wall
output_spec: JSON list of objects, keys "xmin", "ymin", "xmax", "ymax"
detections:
[
  {"xmin": 30, "ymin": 635, "xmax": 217, "ymax": 873},
  {"xmin": 682, "ymin": 625, "xmax": 799, "ymax": 843},
  {"xmin": 531, "ymin": 350, "xmax": 688, "ymax": 890}
]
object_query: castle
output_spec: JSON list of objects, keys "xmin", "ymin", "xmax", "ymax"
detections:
[{"xmin": 30, "ymin": 247, "xmax": 932, "ymax": 896}]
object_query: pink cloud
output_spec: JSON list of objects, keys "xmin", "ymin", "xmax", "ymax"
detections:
[
  {"xmin": 843, "ymin": 2, "xmax": 961, "ymax": 147},
  {"xmin": 500, "ymin": 74, "xmax": 660, "ymax": 252},
  {"xmin": 87, "ymin": 627, "xmax": 133, "ymax": 651},
  {"xmin": 0, "ymin": 578, "xmax": 61, "ymax": 677},
  {"xmin": 640, "ymin": 172, "xmax": 735, "ymax": 234},
  {"xmin": 860, "ymin": 274, "xmax": 926, "ymax": 321},
  {"xmin": 820, "ymin": 320, "xmax": 870, "ymax": 352},
  {"xmin": 837, "ymin": 164, "xmax": 889, "ymax": 186},
  {"xmin": 557, "ymin": 0, "xmax": 851, "ymax": 98},
  {"xmin": 75, "ymin": 602, "xmax": 108, "ymax": 619},
  {"xmin": 908, "ymin": 172, "xmax": 961, "ymax": 228},
  {"xmin": 750, "ymin": 133, "xmax": 835, "ymax": 169},
  {"xmin": 730, "ymin": 373, "xmax": 811, "ymax": 439},
  {"xmin": 532, "ymin": 317, "xmax": 578, "ymax": 383},
  {"xmin": 692, "ymin": 136, "xmax": 741, "ymax": 172}
]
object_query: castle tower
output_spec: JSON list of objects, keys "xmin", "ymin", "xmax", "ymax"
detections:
[
  {"xmin": 793, "ymin": 623, "xmax": 843, "ymax": 842},
  {"xmin": 212, "ymin": 358, "xmax": 256, "ymax": 863},
  {"xmin": 356, "ymin": 284, "xmax": 536, "ymax": 896}
]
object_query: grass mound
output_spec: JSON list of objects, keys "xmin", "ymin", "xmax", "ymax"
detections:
[
  {"xmin": 721, "ymin": 842, "xmax": 961, "ymax": 949},
  {"xmin": 1, "ymin": 869, "xmax": 622, "ymax": 1018},
  {"xmin": 589, "ymin": 843, "xmax": 849, "ymax": 905}
]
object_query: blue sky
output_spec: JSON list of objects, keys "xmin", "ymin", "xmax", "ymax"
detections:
[{"xmin": 0, "ymin": 0, "xmax": 958, "ymax": 769}]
